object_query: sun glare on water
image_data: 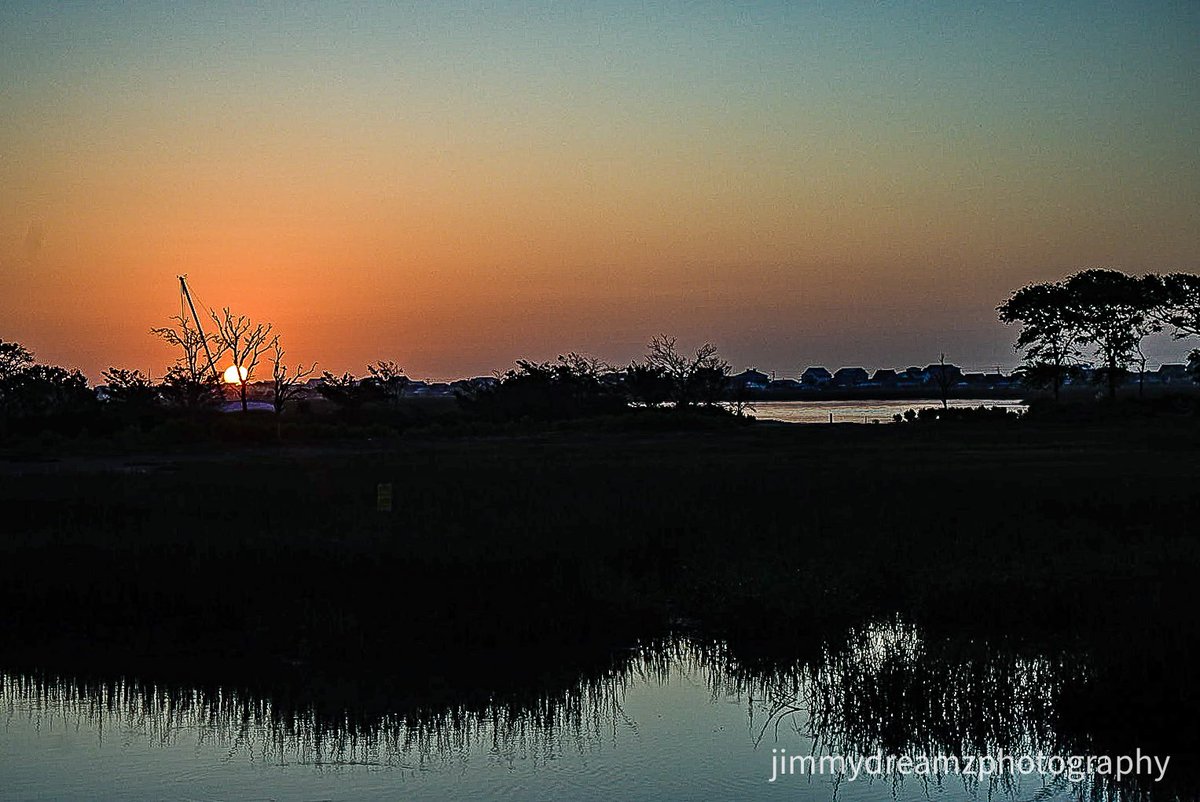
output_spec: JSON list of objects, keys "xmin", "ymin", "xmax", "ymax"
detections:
[{"xmin": 223, "ymin": 365, "xmax": 248, "ymax": 384}]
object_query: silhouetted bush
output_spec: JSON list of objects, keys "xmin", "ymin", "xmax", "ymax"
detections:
[
  {"xmin": 458, "ymin": 355, "xmax": 627, "ymax": 421},
  {"xmin": 893, "ymin": 405, "xmax": 1023, "ymax": 424}
]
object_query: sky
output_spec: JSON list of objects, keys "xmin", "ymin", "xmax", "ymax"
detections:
[{"xmin": 2, "ymin": 1, "xmax": 1198, "ymax": 381}]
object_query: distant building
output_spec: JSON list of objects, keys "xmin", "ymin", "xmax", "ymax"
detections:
[
  {"xmin": 730, "ymin": 369, "xmax": 771, "ymax": 391},
  {"xmin": 832, "ymin": 367, "xmax": 869, "ymax": 386},
  {"xmin": 768, "ymin": 378, "xmax": 802, "ymax": 390},
  {"xmin": 801, "ymin": 367, "xmax": 833, "ymax": 386},
  {"xmin": 870, "ymin": 368, "xmax": 898, "ymax": 384}
]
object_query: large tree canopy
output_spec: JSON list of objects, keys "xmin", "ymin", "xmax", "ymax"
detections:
[{"xmin": 998, "ymin": 269, "xmax": 1193, "ymax": 400}]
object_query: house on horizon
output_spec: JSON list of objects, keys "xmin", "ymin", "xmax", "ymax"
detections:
[
  {"xmin": 730, "ymin": 368, "xmax": 771, "ymax": 392},
  {"xmin": 832, "ymin": 367, "xmax": 869, "ymax": 386},
  {"xmin": 801, "ymin": 367, "xmax": 832, "ymax": 386}
]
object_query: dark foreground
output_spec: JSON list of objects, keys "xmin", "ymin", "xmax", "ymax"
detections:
[{"xmin": 2, "ymin": 418, "xmax": 1199, "ymax": 799}]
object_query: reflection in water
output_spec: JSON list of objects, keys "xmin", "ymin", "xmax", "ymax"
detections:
[
  {"xmin": 3, "ymin": 662, "xmax": 641, "ymax": 772},
  {"xmin": 794, "ymin": 619, "xmax": 1084, "ymax": 757},
  {"xmin": 2, "ymin": 619, "xmax": 1112, "ymax": 800}
]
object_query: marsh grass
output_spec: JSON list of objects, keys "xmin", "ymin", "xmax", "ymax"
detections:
[{"xmin": 2, "ymin": 418, "xmax": 1199, "ymax": 797}]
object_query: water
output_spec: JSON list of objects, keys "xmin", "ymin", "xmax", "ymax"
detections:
[
  {"xmin": 749, "ymin": 399, "xmax": 1028, "ymax": 424},
  {"xmin": 1, "ymin": 622, "xmax": 1098, "ymax": 801}
]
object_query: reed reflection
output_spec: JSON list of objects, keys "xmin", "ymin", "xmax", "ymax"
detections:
[{"xmin": 2, "ymin": 619, "xmax": 1091, "ymax": 782}]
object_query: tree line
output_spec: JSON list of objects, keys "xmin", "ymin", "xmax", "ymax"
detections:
[
  {"xmin": 0, "ymin": 305, "xmax": 319, "ymax": 430},
  {"xmin": 998, "ymin": 269, "xmax": 1200, "ymax": 400},
  {"xmin": 6, "ymin": 267, "xmax": 1200, "ymax": 434},
  {"xmin": 0, "ymin": 322, "xmax": 738, "ymax": 434},
  {"xmin": 458, "ymin": 335, "xmax": 733, "ymax": 421}
]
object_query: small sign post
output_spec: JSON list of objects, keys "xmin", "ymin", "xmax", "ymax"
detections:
[{"xmin": 376, "ymin": 482, "xmax": 393, "ymax": 513}]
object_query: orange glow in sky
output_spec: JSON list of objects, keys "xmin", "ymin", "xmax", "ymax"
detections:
[{"xmin": 2, "ymin": 3, "xmax": 1198, "ymax": 381}]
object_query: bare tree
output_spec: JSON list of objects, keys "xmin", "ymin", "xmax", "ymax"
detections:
[
  {"xmin": 315, "ymin": 371, "xmax": 368, "ymax": 410},
  {"xmin": 930, "ymin": 354, "xmax": 954, "ymax": 410},
  {"xmin": 151, "ymin": 315, "xmax": 225, "ymax": 409},
  {"xmin": 558, "ymin": 352, "xmax": 613, "ymax": 379},
  {"xmin": 645, "ymin": 335, "xmax": 729, "ymax": 407},
  {"xmin": 268, "ymin": 337, "xmax": 316, "ymax": 415},
  {"xmin": 210, "ymin": 307, "xmax": 273, "ymax": 412},
  {"xmin": 151, "ymin": 315, "xmax": 223, "ymax": 383},
  {"xmin": 364, "ymin": 359, "xmax": 408, "ymax": 405}
]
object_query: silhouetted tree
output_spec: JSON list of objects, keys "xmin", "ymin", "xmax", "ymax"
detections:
[
  {"xmin": 558, "ymin": 352, "xmax": 613, "ymax": 379},
  {"xmin": 210, "ymin": 308, "xmax": 273, "ymax": 412},
  {"xmin": 459, "ymin": 353, "xmax": 623, "ymax": 421},
  {"xmin": 267, "ymin": 338, "xmax": 316, "ymax": 415},
  {"xmin": 1146, "ymin": 272, "xmax": 1200, "ymax": 339},
  {"xmin": 0, "ymin": 364, "xmax": 93, "ymax": 419},
  {"xmin": 101, "ymin": 368, "xmax": 159, "ymax": 409},
  {"xmin": 624, "ymin": 362, "xmax": 672, "ymax": 407},
  {"xmin": 158, "ymin": 366, "xmax": 223, "ymax": 410},
  {"xmin": 997, "ymin": 281, "xmax": 1085, "ymax": 401},
  {"xmin": 644, "ymin": 335, "xmax": 729, "ymax": 407},
  {"xmin": 151, "ymin": 315, "xmax": 223, "ymax": 384},
  {"xmin": 315, "ymin": 371, "xmax": 379, "ymax": 411},
  {"xmin": 0, "ymin": 338, "xmax": 37, "ymax": 416},
  {"xmin": 927, "ymin": 354, "xmax": 956, "ymax": 410},
  {"xmin": 363, "ymin": 360, "xmax": 409, "ymax": 405},
  {"xmin": 152, "ymin": 315, "xmax": 225, "ymax": 409},
  {"xmin": 0, "ymin": 338, "xmax": 35, "ymax": 380},
  {"xmin": 728, "ymin": 380, "xmax": 756, "ymax": 418},
  {"xmin": 1064, "ymin": 270, "xmax": 1158, "ymax": 400}
]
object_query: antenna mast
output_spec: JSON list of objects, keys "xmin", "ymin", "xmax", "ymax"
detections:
[{"xmin": 178, "ymin": 275, "xmax": 220, "ymax": 381}]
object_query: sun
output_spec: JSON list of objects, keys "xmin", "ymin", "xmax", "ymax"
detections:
[{"xmin": 223, "ymin": 365, "xmax": 248, "ymax": 384}]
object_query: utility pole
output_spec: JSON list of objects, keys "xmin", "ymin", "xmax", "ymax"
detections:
[{"xmin": 178, "ymin": 275, "xmax": 220, "ymax": 381}]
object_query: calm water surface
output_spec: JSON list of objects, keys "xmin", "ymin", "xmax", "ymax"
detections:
[
  {"xmin": 2, "ymin": 622, "xmax": 1085, "ymax": 802},
  {"xmin": 750, "ymin": 399, "xmax": 1027, "ymax": 424}
]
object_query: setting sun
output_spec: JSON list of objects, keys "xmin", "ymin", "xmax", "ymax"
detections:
[{"xmin": 223, "ymin": 365, "xmax": 248, "ymax": 384}]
